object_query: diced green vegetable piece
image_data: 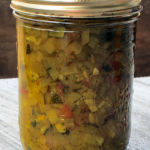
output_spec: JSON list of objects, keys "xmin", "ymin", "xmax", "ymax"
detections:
[
  {"xmin": 82, "ymin": 29, "xmax": 90, "ymax": 46},
  {"xmin": 83, "ymin": 70, "xmax": 89, "ymax": 81},
  {"xmin": 83, "ymin": 90, "xmax": 96, "ymax": 99},
  {"xmin": 42, "ymin": 125, "xmax": 51, "ymax": 135},
  {"xmin": 48, "ymin": 68, "xmax": 59, "ymax": 80},
  {"xmin": 108, "ymin": 125, "xmax": 116, "ymax": 138},
  {"xmin": 27, "ymin": 70, "xmax": 39, "ymax": 81},
  {"xmin": 84, "ymin": 122, "xmax": 99, "ymax": 128},
  {"xmin": 26, "ymin": 35, "xmax": 41, "ymax": 45},
  {"xmin": 67, "ymin": 41, "xmax": 82, "ymax": 55},
  {"xmin": 89, "ymin": 113, "xmax": 95, "ymax": 124},
  {"xmin": 44, "ymin": 93, "xmax": 51, "ymax": 104},
  {"xmin": 46, "ymin": 107, "xmax": 63, "ymax": 125},
  {"xmin": 98, "ymin": 101, "xmax": 106, "ymax": 109},
  {"xmin": 62, "ymin": 63, "xmax": 78, "ymax": 76},
  {"xmin": 84, "ymin": 99, "xmax": 98, "ymax": 112},
  {"xmin": 58, "ymin": 74, "xmax": 64, "ymax": 80},
  {"xmin": 66, "ymin": 92, "xmax": 81, "ymax": 107},
  {"xmin": 49, "ymin": 26, "xmax": 65, "ymax": 38},
  {"xmin": 51, "ymin": 94, "xmax": 62, "ymax": 104},
  {"xmin": 26, "ymin": 44, "xmax": 32, "ymax": 54},
  {"xmin": 24, "ymin": 26, "xmax": 31, "ymax": 34},
  {"xmin": 42, "ymin": 57, "xmax": 56, "ymax": 70},
  {"xmin": 93, "ymin": 67, "xmax": 99, "ymax": 75},
  {"xmin": 30, "ymin": 120, "xmax": 37, "ymax": 127},
  {"xmin": 96, "ymin": 137, "xmax": 104, "ymax": 146},
  {"xmin": 88, "ymin": 36, "xmax": 99, "ymax": 49},
  {"xmin": 62, "ymin": 129, "xmax": 70, "ymax": 135},
  {"xmin": 40, "ymin": 31, "xmax": 48, "ymax": 41},
  {"xmin": 42, "ymin": 38, "xmax": 56, "ymax": 54},
  {"xmin": 36, "ymin": 51, "xmax": 43, "ymax": 62},
  {"xmin": 55, "ymin": 123, "xmax": 66, "ymax": 133}
]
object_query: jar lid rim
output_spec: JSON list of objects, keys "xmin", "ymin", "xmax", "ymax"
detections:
[{"xmin": 11, "ymin": 0, "xmax": 142, "ymax": 18}]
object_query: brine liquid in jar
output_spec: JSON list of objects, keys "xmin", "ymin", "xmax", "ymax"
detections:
[{"xmin": 16, "ymin": 16, "xmax": 136, "ymax": 150}]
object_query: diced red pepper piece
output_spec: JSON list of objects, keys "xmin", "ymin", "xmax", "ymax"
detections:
[
  {"xmin": 84, "ymin": 81, "xmax": 91, "ymax": 88},
  {"xmin": 61, "ymin": 104, "xmax": 73, "ymax": 119},
  {"xmin": 57, "ymin": 83, "xmax": 64, "ymax": 95},
  {"xmin": 111, "ymin": 61, "xmax": 122, "ymax": 70},
  {"xmin": 74, "ymin": 120, "xmax": 80, "ymax": 127},
  {"xmin": 19, "ymin": 88, "xmax": 28, "ymax": 95},
  {"xmin": 109, "ymin": 75, "xmax": 121, "ymax": 84},
  {"xmin": 65, "ymin": 33, "xmax": 80, "ymax": 46},
  {"xmin": 57, "ymin": 83, "xmax": 63, "ymax": 91},
  {"xmin": 114, "ymin": 51, "xmax": 122, "ymax": 62}
]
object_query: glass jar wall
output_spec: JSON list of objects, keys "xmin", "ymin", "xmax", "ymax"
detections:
[{"xmin": 15, "ymin": 14, "xmax": 138, "ymax": 150}]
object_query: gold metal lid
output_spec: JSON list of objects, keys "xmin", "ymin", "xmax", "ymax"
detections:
[{"xmin": 11, "ymin": 0, "xmax": 142, "ymax": 18}]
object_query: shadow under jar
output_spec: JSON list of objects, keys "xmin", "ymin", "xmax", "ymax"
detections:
[{"xmin": 11, "ymin": 0, "xmax": 142, "ymax": 150}]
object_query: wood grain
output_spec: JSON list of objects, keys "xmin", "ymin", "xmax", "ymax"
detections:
[{"xmin": 0, "ymin": 78, "xmax": 150, "ymax": 150}]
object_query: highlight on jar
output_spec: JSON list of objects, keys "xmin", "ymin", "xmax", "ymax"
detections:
[{"xmin": 11, "ymin": 0, "xmax": 142, "ymax": 150}]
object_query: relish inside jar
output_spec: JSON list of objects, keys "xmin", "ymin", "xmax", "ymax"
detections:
[{"xmin": 16, "ymin": 15, "xmax": 137, "ymax": 150}]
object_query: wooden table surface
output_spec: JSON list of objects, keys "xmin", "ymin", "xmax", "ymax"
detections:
[{"xmin": 0, "ymin": 78, "xmax": 150, "ymax": 150}]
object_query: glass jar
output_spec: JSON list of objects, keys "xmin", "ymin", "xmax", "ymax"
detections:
[{"xmin": 11, "ymin": 0, "xmax": 142, "ymax": 150}]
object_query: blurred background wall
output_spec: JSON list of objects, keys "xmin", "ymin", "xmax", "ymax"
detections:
[
  {"xmin": 0, "ymin": 0, "xmax": 149, "ymax": 78},
  {"xmin": 0, "ymin": 0, "xmax": 17, "ymax": 78},
  {"xmin": 135, "ymin": 0, "xmax": 150, "ymax": 77}
]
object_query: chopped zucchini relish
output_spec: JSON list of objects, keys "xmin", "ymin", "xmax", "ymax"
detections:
[{"xmin": 17, "ymin": 17, "xmax": 135, "ymax": 150}]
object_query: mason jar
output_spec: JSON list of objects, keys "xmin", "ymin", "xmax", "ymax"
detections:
[{"xmin": 11, "ymin": 0, "xmax": 142, "ymax": 150}]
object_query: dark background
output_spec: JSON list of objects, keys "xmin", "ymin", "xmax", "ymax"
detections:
[{"xmin": 0, "ymin": 0, "xmax": 149, "ymax": 78}]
